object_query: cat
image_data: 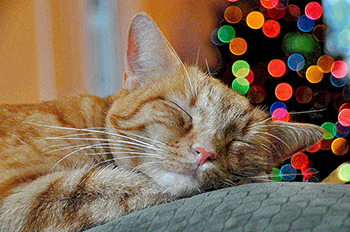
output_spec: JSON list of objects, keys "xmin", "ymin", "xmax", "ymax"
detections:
[{"xmin": 0, "ymin": 13, "xmax": 323, "ymax": 231}]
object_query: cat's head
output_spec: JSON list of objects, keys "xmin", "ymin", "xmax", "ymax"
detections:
[{"xmin": 106, "ymin": 13, "xmax": 324, "ymax": 197}]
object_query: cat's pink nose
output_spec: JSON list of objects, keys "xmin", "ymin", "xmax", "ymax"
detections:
[{"xmin": 194, "ymin": 147, "xmax": 216, "ymax": 166}]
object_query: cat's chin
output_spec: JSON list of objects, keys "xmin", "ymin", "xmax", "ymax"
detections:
[{"xmin": 150, "ymin": 169, "xmax": 205, "ymax": 198}]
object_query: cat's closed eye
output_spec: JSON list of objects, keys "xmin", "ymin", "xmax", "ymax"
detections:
[
  {"xmin": 178, "ymin": 115, "xmax": 185, "ymax": 127},
  {"xmin": 169, "ymin": 101, "xmax": 192, "ymax": 128}
]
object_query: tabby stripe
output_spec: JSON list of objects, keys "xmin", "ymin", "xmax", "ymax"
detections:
[
  {"xmin": 0, "ymin": 173, "xmax": 43, "ymax": 200},
  {"xmin": 25, "ymin": 171, "xmax": 96, "ymax": 231},
  {"xmin": 112, "ymin": 96, "xmax": 163, "ymax": 121}
]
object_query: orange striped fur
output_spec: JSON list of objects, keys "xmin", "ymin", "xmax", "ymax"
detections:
[{"xmin": 0, "ymin": 13, "xmax": 323, "ymax": 231}]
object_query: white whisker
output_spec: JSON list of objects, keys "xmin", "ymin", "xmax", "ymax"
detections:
[
  {"xmin": 43, "ymin": 135, "xmax": 167, "ymax": 153},
  {"xmin": 205, "ymin": 58, "xmax": 211, "ymax": 75},
  {"xmin": 195, "ymin": 47, "xmax": 201, "ymax": 68},
  {"xmin": 131, "ymin": 161, "xmax": 164, "ymax": 172},
  {"xmin": 289, "ymin": 108, "xmax": 327, "ymax": 115},
  {"xmin": 254, "ymin": 131, "xmax": 290, "ymax": 150},
  {"xmin": 28, "ymin": 122, "xmax": 166, "ymax": 150},
  {"xmin": 44, "ymin": 143, "xmax": 110, "ymax": 155}
]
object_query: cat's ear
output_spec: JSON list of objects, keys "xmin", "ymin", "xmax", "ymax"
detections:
[
  {"xmin": 123, "ymin": 12, "xmax": 181, "ymax": 91},
  {"xmin": 269, "ymin": 121, "xmax": 324, "ymax": 162}
]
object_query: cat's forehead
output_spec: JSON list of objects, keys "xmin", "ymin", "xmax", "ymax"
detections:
[
  {"xmin": 172, "ymin": 67, "xmax": 250, "ymax": 110},
  {"xmin": 164, "ymin": 67, "xmax": 255, "ymax": 124}
]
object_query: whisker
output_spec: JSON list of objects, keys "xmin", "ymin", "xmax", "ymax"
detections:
[
  {"xmin": 44, "ymin": 143, "xmax": 110, "ymax": 155},
  {"xmin": 28, "ymin": 122, "xmax": 166, "ymax": 150},
  {"xmin": 195, "ymin": 47, "xmax": 201, "ymax": 68},
  {"xmin": 111, "ymin": 128, "xmax": 167, "ymax": 146},
  {"xmin": 109, "ymin": 151, "xmax": 164, "ymax": 159},
  {"xmin": 49, "ymin": 144, "xmax": 163, "ymax": 172},
  {"xmin": 86, "ymin": 159, "xmax": 118, "ymax": 171},
  {"xmin": 50, "ymin": 144, "xmax": 101, "ymax": 172},
  {"xmin": 289, "ymin": 108, "xmax": 327, "ymax": 115},
  {"xmin": 205, "ymin": 58, "xmax": 211, "ymax": 75},
  {"xmin": 254, "ymin": 131, "xmax": 290, "ymax": 150},
  {"xmin": 43, "ymin": 135, "xmax": 167, "ymax": 153},
  {"xmin": 131, "ymin": 161, "xmax": 165, "ymax": 172}
]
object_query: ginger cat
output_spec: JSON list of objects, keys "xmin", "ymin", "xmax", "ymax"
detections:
[{"xmin": 0, "ymin": 13, "xmax": 323, "ymax": 231}]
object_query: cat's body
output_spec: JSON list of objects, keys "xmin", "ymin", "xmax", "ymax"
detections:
[{"xmin": 0, "ymin": 13, "xmax": 323, "ymax": 231}]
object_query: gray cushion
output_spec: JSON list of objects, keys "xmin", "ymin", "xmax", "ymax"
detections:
[{"xmin": 87, "ymin": 182, "xmax": 350, "ymax": 231}]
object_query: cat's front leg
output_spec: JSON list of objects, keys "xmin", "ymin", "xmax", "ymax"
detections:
[{"xmin": 0, "ymin": 167, "xmax": 170, "ymax": 231}]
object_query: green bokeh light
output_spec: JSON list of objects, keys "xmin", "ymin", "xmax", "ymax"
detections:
[
  {"xmin": 218, "ymin": 25, "xmax": 236, "ymax": 43},
  {"xmin": 339, "ymin": 164, "xmax": 350, "ymax": 182},
  {"xmin": 232, "ymin": 60, "xmax": 250, "ymax": 77},
  {"xmin": 321, "ymin": 122, "xmax": 335, "ymax": 140},
  {"xmin": 283, "ymin": 32, "xmax": 321, "ymax": 63},
  {"xmin": 271, "ymin": 168, "xmax": 282, "ymax": 182},
  {"xmin": 232, "ymin": 77, "xmax": 250, "ymax": 95}
]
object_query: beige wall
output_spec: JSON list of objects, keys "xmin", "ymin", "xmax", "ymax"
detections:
[
  {"xmin": 0, "ymin": 0, "xmax": 228, "ymax": 105},
  {"xmin": 0, "ymin": 0, "xmax": 40, "ymax": 104},
  {"xmin": 0, "ymin": 0, "xmax": 89, "ymax": 104}
]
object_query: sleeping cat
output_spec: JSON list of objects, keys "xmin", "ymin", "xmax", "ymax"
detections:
[{"xmin": 0, "ymin": 13, "xmax": 323, "ymax": 231}]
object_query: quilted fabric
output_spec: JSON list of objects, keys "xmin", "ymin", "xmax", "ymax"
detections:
[{"xmin": 87, "ymin": 182, "xmax": 350, "ymax": 231}]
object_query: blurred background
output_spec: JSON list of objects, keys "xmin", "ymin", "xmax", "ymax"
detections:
[
  {"xmin": 0, "ymin": 0, "xmax": 123, "ymax": 104},
  {"xmin": 0, "ymin": 0, "xmax": 228, "ymax": 104}
]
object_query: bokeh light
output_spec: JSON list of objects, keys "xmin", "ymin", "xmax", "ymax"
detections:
[
  {"xmin": 297, "ymin": 15, "xmax": 315, "ymax": 32},
  {"xmin": 232, "ymin": 60, "xmax": 250, "ymax": 78},
  {"xmin": 229, "ymin": 37, "xmax": 248, "ymax": 56},
  {"xmin": 260, "ymin": 0, "xmax": 279, "ymax": 9},
  {"xmin": 312, "ymin": 24, "xmax": 327, "ymax": 42},
  {"xmin": 271, "ymin": 167, "xmax": 282, "ymax": 181},
  {"xmin": 210, "ymin": 28, "xmax": 225, "ymax": 46},
  {"xmin": 338, "ymin": 164, "xmax": 350, "ymax": 182},
  {"xmin": 317, "ymin": 55, "xmax": 334, "ymax": 73},
  {"xmin": 321, "ymin": 122, "xmax": 335, "ymax": 140},
  {"xmin": 275, "ymin": 83, "xmax": 293, "ymax": 101},
  {"xmin": 245, "ymin": 70, "xmax": 254, "ymax": 84},
  {"xmin": 331, "ymin": 138, "xmax": 349, "ymax": 156},
  {"xmin": 272, "ymin": 108, "xmax": 290, "ymax": 122},
  {"xmin": 320, "ymin": 138, "xmax": 334, "ymax": 151},
  {"xmin": 305, "ymin": 1, "xmax": 323, "ymax": 20},
  {"xmin": 247, "ymin": 85, "xmax": 265, "ymax": 104},
  {"xmin": 280, "ymin": 164, "xmax": 297, "ymax": 181},
  {"xmin": 218, "ymin": 25, "xmax": 236, "ymax": 43},
  {"xmin": 295, "ymin": 86, "xmax": 313, "ymax": 104},
  {"xmin": 306, "ymin": 141, "xmax": 321, "ymax": 153},
  {"xmin": 283, "ymin": 32, "xmax": 320, "ymax": 58},
  {"xmin": 287, "ymin": 53, "xmax": 305, "ymax": 71},
  {"xmin": 224, "ymin": 5, "xmax": 243, "ymax": 24},
  {"xmin": 333, "ymin": 122, "xmax": 350, "ymax": 138},
  {"xmin": 339, "ymin": 109, "xmax": 350, "ymax": 127},
  {"xmin": 246, "ymin": 11, "xmax": 265, "ymax": 29},
  {"xmin": 331, "ymin": 60, "xmax": 349, "ymax": 79},
  {"xmin": 275, "ymin": 0, "xmax": 289, "ymax": 10},
  {"xmin": 330, "ymin": 75, "xmax": 347, "ymax": 88},
  {"xmin": 268, "ymin": 59, "xmax": 286, "ymax": 77},
  {"xmin": 284, "ymin": 4, "xmax": 301, "ymax": 22},
  {"xmin": 262, "ymin": 20, "xmax": 281, "ymax": 38},
  {"xmin": 270, "ymin": 101, "xmax": 287, "ymax": 115},
  {"xmin": 232, "ymin": 77, "xmax": 250, "ymax": 95},
  {"xmin": 339, "ymin": 103, "xmax": 350, "ymax": 112},
  {"xmin": 306, "ymin": 65, "xmax": 323, "ymax": 83},
  {"xmin": 291, "ymin": 152, "xmax": 309, "ymax": 169},
  {"xmin": 267, "ymin": 5, "xmax": 285, "ymax": 19}
]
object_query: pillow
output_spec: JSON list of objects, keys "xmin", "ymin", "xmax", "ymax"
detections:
[{"xmin": 87, "ymin": 182, "xmax": 350, "ymax": 231}]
